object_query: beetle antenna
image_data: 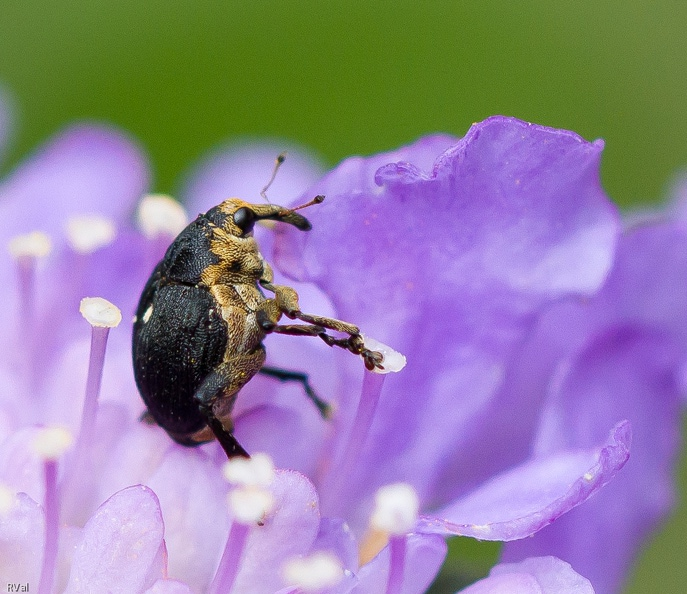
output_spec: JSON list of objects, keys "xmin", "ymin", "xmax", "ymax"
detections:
[
  {"xmin": 289, "ymin": 195, "xmax": 325, "ymax": 212},
  {"xmin": 260, "ymin": 152, "xmax": 287, "ymax": 203}
]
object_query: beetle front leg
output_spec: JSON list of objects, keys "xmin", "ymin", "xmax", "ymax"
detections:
[
  {"xmin": 260, "ymin": 279, "xmax": 358, "ymax": 334},
  {"xmin": 256, "ymin": 292, "xmax": 384, "ymax": 371}
]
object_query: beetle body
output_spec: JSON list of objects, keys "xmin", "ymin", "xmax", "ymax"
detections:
[{"xmin": 133, "ymin": 196, "xmax": 382, "ymax": 458}]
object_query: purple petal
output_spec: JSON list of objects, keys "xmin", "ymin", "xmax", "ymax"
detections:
[
  {"xmin": 353, "ymin": 533, "xmax": 447, "ymax": 594},
  {"xmin": 312, "ymin": 517, "xmax": 359, "ymax": 574},
  {"xmin": 96, "ymin": 423, "xmax": 171, "ymax": 501},
  {"xmin": 416, "ymin": 422, "xmax": 630, "ymax": 541},
  {"xmin": 0, "ymin": 492, "xmax": 44, "ymax": 585},
  {"xmin": 145, "ymin": 448, "xmax": 230, "ymax": 591},
  {"xmin": 233, "ymin": 405, "xmax": 326, "ymax": 477},
  {"xmin": 180, "ymin": 141, "xmax": 326, "ymax": 216},
  {"xmin": 64, "ymin": 485, "xmax": 165, "ymax": 593},
  {"xmin": 433, "ymin": 221, "xmax": 687, "ymax": 508},
  {"xmin": 591, "ymin": 222, "xmax": 687, "ymax": 346},
  {"xmin": 143, "ymin": 579, "xmax": 193, "ymax": 594},
  {"xmin": 0, "ymin": 125, "xmax": 149, "ymax": 243},
  {"xmin": 493, "ymin": 221, "xmax": 687, "ymax": 593},
  {"xmin": 233, "ymin": 470, "xmax": 322, "ymax": 593},
  {"xmin": 274, "ymin": 117, "xmax": 619, "ymax": 514},
  {"xmin": 0, "ymin": 428, "xmax": 45, "ymax": 504},
  {"xmin": 460, "ymin": 556, "xmax": 594, "ymax": 594},
  {"xmin": 502, "ymin": 329, "xmax": 682, "ymax": 594}
]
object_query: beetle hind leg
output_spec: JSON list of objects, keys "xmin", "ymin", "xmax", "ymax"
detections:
[
  {"xmin": 259, "ymin": 365, "xmax": 332, "ymax": 418},
  {"xmin": 192, "ymin": 353, "xmax": 265, "ymax": 459},
  {"xmin": 201, "ymin": 407, "xmax": 250, "ymax": 459}
]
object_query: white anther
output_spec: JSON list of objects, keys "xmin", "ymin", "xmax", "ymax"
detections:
[
  {"xmin": 8, "ymin": 231, "xmax": 52, "ymax": 260},
  {"xmin": 0, "ymin": 484, "xmax": 14, "ymax": 515},
  {"xmin": 282, "ymin": 551, "xmax": 344, "ymax": 591},
  {"xmin": 361, "ymin": 334, "xmax": 407, "ymax": 374},
  {"xmin": 223, "ymin": 452, "xmax": 275, "ymax": 487},
  {"xmin": 229, "ymin": 485, "xmax": 274, "ymax": 524},
  {"xmin": 79, "ymin": 297, "xmax": 122, "ymax": 328},
  {"xmin": 32, "ymin": 426, "xmax": 74, "ymax": 460},
  {"xmin": 137, "ymin": 194, "xmax": 188, "ymax": 239},
  {"xmin": 65, "ymin": 214, "xmax": 116, "ymax": 254},
  {"xmin": 370, "ymin": 483, "xmax": 419, "ymax": 535}
]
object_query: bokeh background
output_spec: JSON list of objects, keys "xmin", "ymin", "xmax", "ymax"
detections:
[{"xmin": 1, "ymin": 1, "xmax": 685, "ymax": 591}]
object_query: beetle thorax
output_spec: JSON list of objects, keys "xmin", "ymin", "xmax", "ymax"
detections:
[
  {"xmin": 200, "ymin": 228, "xmax": 265, "ymax": 287},
  {"xmin": 200, "ymin": 228, "xmax": 268, "ymax": 355}
]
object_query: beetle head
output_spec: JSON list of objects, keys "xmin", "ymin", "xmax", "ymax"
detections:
[{"xmin": 209, "ymin": 196, "xmax": 324, "ymax": 237}]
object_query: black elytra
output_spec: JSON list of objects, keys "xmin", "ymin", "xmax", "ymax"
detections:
[{"xmin": 132, "ymin": 196, "xmax": 384, "ymax": 459}]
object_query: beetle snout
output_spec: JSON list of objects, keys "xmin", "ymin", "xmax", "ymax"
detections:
[{"xmin": 272, "ymin": 210, "xmax": 312, "ymax": 231}]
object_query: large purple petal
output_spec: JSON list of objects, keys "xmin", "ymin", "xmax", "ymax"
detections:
[
  {"xmin": 233, "ymin": 470, "xmax": 322, "ymax": 593},
  {"xmin": 460, "ymin": 556, "xmax": 594, "ymax": 594},
  {"xmin": 501, "ymin": 329, "xmax": 682, "ymax": 593},
  {"xmin": 312, "ymin": 518, "xmax": 359, "ymax": 576},
  {"xmin": 498, "ymin": 222, "xmax": 687, "ymax": 594},
  {"xmin": 274, "ymin": 117, "xmax": 619, "ymax": 513},
  {"xmin": 0, "ymin": 125, "xmax": 149, "ymax": 244},
  {"xmin": 64, "ymin": 485, "xmax": 166, "ymax": 593},
  {"xmin": 431, "ymin": 221, "xmax": 687, "ymax": 508},
  {"xmin": 416, "ymin": 422, "xmax": 630, "ymax": 541}
]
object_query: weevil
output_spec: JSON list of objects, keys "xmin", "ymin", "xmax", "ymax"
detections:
[{"xmin": 132, "ymin": 192, "xmax": 383, "ymax": 459}]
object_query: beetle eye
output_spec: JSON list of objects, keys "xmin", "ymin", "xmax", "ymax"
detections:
[{"xmin": 233, "ymin": 207, "xmax": 256, "ymax": 234}]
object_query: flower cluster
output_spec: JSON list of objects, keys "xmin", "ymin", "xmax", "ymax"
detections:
[{"xmin": 0, "ymin": 89, "xmax": 684, "ymax": 594}]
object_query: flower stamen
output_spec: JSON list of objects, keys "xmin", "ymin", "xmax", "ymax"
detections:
[
  {"xmin": 360, "ymin": 483, "xmax": 419, "ymax": 594},
  {"xmin": 209, "ymin": 453, "xmax": 276, "ymax": 594},
  {"xmin": 8, "ymin": 231, "xmax": 52, "ymax": 375},
  {"xmin": 32, "ymin": 426, "xmax": 73, "ymax": 594},
  {"xmin": 136, "ymin": 194, "xmax": 189, "ymax": 239},
  {"xmin": 77, "ymin": 297, "xmax": 121, "ymax": 442},
  {"xmin": 360, "ymin": 334, "xmax": 407, "ymax": 374},
  {"xmin": 65, "ymin": 215, "xmax": 117, "ymax": 254},
  {"xmin": 61, "ymin": 297, "xmax": 120, "ymax": 524},
  {"xmin": 136, "ymin": 194, "xmax": 189, "ymax": 270},
  {"xmin": 281, "ymin": 551, "xmax": 345, "ymax": 592},
  {"xmin": 321, "ymin": 372, "xmax": 386, "ymax": 515}
]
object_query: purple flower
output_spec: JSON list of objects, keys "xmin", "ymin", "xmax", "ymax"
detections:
[
  {"xmin": 183, "ymin": 120, "xmax": 633, "ymax": 576},
  {"xmin": 460, "ymin": 556, "xmax": 595, "ymax": 594},
  {"xmin": 499, "ymin": 186, "xmax": 687, "ymax": 593},
  {"xmin": 0, "ymin": 96, "xmax": 665, "ymax": 594}
]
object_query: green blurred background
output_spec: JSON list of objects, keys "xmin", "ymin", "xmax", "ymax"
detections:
[{"xmin": 1, "ymin": 1, "xmax": 685, "ymax": 591}]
